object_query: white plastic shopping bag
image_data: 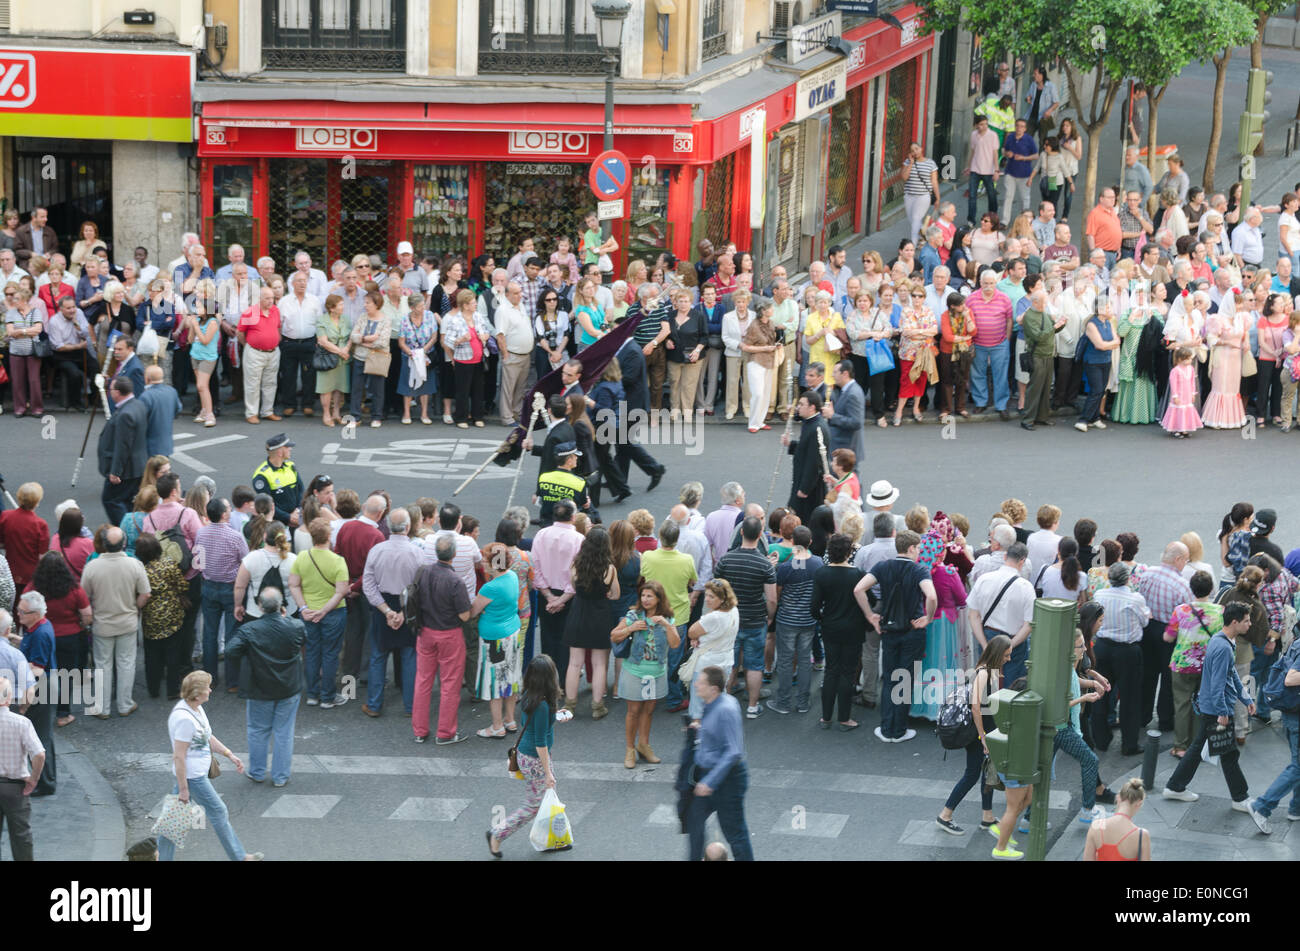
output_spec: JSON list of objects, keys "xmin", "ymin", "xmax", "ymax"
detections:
[{"xmin": 529, "ymin": 788, "xmax": 575, "ymax": 852}]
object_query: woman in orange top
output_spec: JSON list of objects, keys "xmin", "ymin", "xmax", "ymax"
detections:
[{"xmin": 1083, "ymin": 778, "xmax": 1151, "ymax": 861}]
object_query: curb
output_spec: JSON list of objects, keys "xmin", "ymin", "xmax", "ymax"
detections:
[{"xmin": 58, "ymin": 736, "xmax": 127, "ymax": 862}]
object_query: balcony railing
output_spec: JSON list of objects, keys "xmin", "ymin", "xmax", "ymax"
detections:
[
  {"xmin": 263, "ymin": 0, "xmax": 406, "ymax": 71},
  {"xmin": 702, "ymin": 0, "xmax": 727, "ymax": 61},
  {"xmin": 479, "ymin": 0, "xmax": 611, "ymax": 75}
]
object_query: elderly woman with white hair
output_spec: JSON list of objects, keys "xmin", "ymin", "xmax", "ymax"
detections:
[{"xmin": 14, "ymin": 591, "xmax": 55, "ymax": 796}]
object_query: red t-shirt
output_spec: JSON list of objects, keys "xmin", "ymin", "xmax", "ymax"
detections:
[
  {"xmin": 239, "ymin": 305, "xmax": 282, "ymax": 351},
  {"xmin": 52, "ymin": 534, "xmax": 95, "ymax": 581},
  {"xmin": 24, "ymin": 583, "xmax": 89, "ymax": 638},
  {"xmin": 334, "ymin": 518, "xmax": 384, "ymax": 595},
  {"xmin": 634, "ymin": 537, "xmax": 659, "ymax": 553}
]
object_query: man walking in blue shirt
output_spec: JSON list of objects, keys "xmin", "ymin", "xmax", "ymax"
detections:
[
  {"xmin": 1162, "ymin": 603, "xmax": 1270, "ymax": 833},
  {"xmin": 688, "ymin": 666, "xmax": 753, "ymax": 860},
  {"xmin": 1000, "ymin": 119, "xmax": 1039, "ymax": 224}
]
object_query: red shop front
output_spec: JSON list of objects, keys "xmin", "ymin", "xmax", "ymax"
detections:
[{"xmin": 197, "ymin": 100, "xmax": 698, "ymax": 274}]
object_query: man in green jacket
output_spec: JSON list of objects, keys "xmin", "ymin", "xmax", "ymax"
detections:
[{"xmin": 1020, "ymin": 287, "xmax": 1067, "ymax": 430}]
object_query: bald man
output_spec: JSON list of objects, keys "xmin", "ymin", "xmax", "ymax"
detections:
[{"xmin": 138, "ymin": 363, "xmax": 182, "ymax": 457}]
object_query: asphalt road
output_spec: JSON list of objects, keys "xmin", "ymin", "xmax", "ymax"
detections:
[{"xmin": 5, "ymin": 407, "xmax": 1300, "ymax": 861}]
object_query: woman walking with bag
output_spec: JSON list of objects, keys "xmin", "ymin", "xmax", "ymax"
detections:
[
  {"xmin": 936, "ymin": 634, "xmax": 1010, "ymax": 836},
  {"xmin": 487, "ymin": 654, "xmax": 562, "ymax": 858},
  {"xmin": 157, "ymin": 670, "xmax": 262, "ymax": 861}
]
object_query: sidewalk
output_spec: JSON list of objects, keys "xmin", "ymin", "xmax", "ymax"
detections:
[
  {"xmin": 0, "ymin": 736, "xmax": 126, "ymax": 862},
  {"xmin": 838, "ymin": 47, "xmax": 1300, "ymax": 271},
  {"xmin": 1046, "ymin": 718, "xmax": 1300, "ymax": 861}
]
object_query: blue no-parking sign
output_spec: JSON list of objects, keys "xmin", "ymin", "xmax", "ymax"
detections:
[{"xmin": 589, "ymin": 150, "xmax": 631, "ymax": 200}]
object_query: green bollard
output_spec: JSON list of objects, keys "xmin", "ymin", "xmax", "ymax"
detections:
[{"xmin": 1024, "ymin": 597, "xmax": 1079, "ymax": 861}]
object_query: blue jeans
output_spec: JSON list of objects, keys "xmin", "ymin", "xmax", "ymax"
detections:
[
  {"xmin": 1102, "ymin": 250, "xmax": 1117, "ymax": 270},
  {"xmin": 201, "ymin": 580, "xmax": 239, "ymax": 687},
  {"xmin": 1003, "ymin": 637, "xmax": 1030, "ymax": 686},
  {"xmin": 688, "ymin": 761, "xmax": 754, "ymax": 861},
  {"xmin": 880, "ymin": 629, "xmax": 926, "ymax": 738},
  {"xmin": 967, "ymin": 173, "xmax": 998, "ymax": 225},
  {"xmin": 367, "ymin": 606, "xmax": 416, "ymax": 712},
  {"xmin": 667, "ymin": 623, "xmax": 689, "ymax": 707},
  {"xmin": 1250, "ymin": 647, "xmax": 1275, "ymax": 717},
  {"xmin": 303, "ymin": 608, "xmax": 346, "ymax": 702},
  {"xmin": 158, "ymin": 775, "xmax": 246, "ymax": 861},
  {"xmin": 969, "ymin": 343, "xmax": 1010, "ymax": 411},
  {"xmin": 775, "ymin": 623, "xmax": 816, "ymax": 710},
  {"xmin": 246, "ymin": 694, "xmax": 300, "ymax": 784},
  {"xmin": 348, "ymin": 360, "xmax": 385, "ymax": 421},
  {"xmin": 733, "ymin": 624, "xmax": 767, "ymax": 673},
  {"xmin": 1253, "ymin": 710, "xmax": 1300, "ymax": 818},
  {"xmin": 1078, "ymin": 362, "xmax": 1109, "ymax": 424}
]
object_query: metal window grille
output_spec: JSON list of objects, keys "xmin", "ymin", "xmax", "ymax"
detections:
[
  {"xmin": 880, "ymin": 58, "xmax": 918, "ymax": 213},
  {"xmin": 702, "ymin": 0, "xmax": 728, "ymax": 61},
  {"xmin": 13, "ymin": 141, "xmax": 112, "ymax": 256},
  {"xmin": 0, "ymin": 0, "xmax": 11, "ymax": 31},
  {"xmin": 479, "ymin": 0, "xmax": 609, "ymax": 75},
  {"xmin": 268, "ymin": 158, "xmax": 328, "ymax": 271},
  {"xmin": 824, "ymin": 88, "xmax": 862, "ymax": 243},
  {"xmin": 337, "ymin": 162, "xmax": 396, "ymax": 266},
  {"xmin": 703, "ymin": 152, "xmax": 734, "ymax": 246},
  {"xmin": 264, "ymin": 0, "xmax": 406, "ymax": 71},
  {"xmin": 409, "ymin": 164, "xmax": 474, "ymax": 263}
]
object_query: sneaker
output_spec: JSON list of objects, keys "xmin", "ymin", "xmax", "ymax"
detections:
[
  {"xmin": 812, "ymin": 661, "xmax": 825, "ymax": 671},
  {"xmin": 895, "ymin": 728, "xmax": 917, "ymax": 743},
  {"xmin": 1017, "ymin": 817, "xmax": 1052, "ymax": 833},
  {"xmin": 746, "ymin": 705, "xmax": 762, "ymax": 720},
  {"xmin": 991, "ymin": 846, "xmax": 1025, "ymax": 860},
  {"xmin": 935, "ymin": 816, "xmax": 965, "ymax": 836},
  {"xmin": 1074, "ymin": 422, "xmax": 1089, "ymax": 433},
  {"xmin": 765, "ymin": 700, "xmax": 791, "ymax": 715},
  {"xmin": 1286, "ymin": 812, "xmax": 1300, "ymax": 822},
  {"xmin": 1095, "ymin": 787, "xmax": 1117, "ymax": 805},
  {"xmin": 1092, "ymin": 420, "xmax": 1107, "ymax": 430},
  {"xmin": 272, "ymin": 780, "xmax": 287, "ymax": 788},
  {"xmin": 873, "ymin": 726, "xmax": 895, "ymax": 743},
  {"xmin": 1162, "ymin": 787, "xmax": 1199, "ymax": 802},
  {"xmin": 305, "ymin": 697, "xmax": 320, "ymax": 706},
  {"xmin": 370, "ymin": 419, "xmax": 382, "ymax": 428},
  {"xmin": 796, "ymin": 705, "xmax": 810, "ymax": 714},
  {"xmin": 414, "ymin": 734, "xmax": 427, "ymax": 743},
  {"xmin": 986, "ymin": 824, "xmax": 1019, "ymax": 848},
  {"xmin": 434, "ymin": 733, "xmax": 470, "ymax": 745},
  {"xmin": 319, "ymin": 694, "xmax": 348, "ymax": 709},
  {"xmin": 1238, "ymin": 801, "xmax": 1270, "ymax": 833},
  {"xmin": 1078, "ymin": 805, "xmax": 1107, "ymax": 824}
]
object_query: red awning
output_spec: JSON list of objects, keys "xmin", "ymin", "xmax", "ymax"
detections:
[{"xmin": 201, "ymin": 99, "xmax": 693, "ymax": 134}]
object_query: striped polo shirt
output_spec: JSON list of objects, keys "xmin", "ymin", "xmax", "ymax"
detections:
[{"xmin": 966, "ymin": 290, "xmax": 1013, "ymax": 347}]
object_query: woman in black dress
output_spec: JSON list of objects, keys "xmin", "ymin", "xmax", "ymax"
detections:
[{"xmin": 562, "ymin": 526, "xmax": 621, "ymax": 720}]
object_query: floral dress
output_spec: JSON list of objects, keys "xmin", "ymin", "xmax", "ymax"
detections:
[{"xmin": 397, "ymin": 315, "xmax": 438, "ymax": 397}]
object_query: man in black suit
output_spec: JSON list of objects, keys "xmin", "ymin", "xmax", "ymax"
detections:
[
  {"xmin": 803, "ymin": 361, "xmax": 828, "ymax": 401},
  {"xmin": 559, "ymin": 359, "xmax": 585, "ymax": 400},
  {"xmin": 108, "ymin": 336, "xmax": 146, "ymax": 415},
  {"xmin": 781, "ymin": 390, "xmax": 830, "ymax": 522},
  {"xmin": 525, "ymin": 395, "xmax": 576, "ymax": 476},
  {"xmin": 98, "ymin": 377, "xmax": 150, "ymax": 525},
  {"xmin": 614, "ymin": 334, "xmax": 665, "ymax": 491}
]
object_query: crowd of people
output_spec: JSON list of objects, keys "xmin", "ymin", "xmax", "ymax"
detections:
[
  {"xmin": 7, "ymin": 169, "xmax": 1300, "ymax": 440},
  {"xmin": 2, "ymin": 427, "xmax": 1299, "ymax": 861}
]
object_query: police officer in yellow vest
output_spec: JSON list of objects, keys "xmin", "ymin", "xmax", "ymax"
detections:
[
  {"xmin": 252, "ymin": 433, "xmax": 304, "ymax": 528},
  {"xmin": 534, "ymin": 441, "xmax": 589, "ymax": 527}
]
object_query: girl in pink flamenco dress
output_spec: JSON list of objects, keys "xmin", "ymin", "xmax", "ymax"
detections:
[{"xmin": 1161, "ymin": 346, "xmax": 1203, "ymax": 438}]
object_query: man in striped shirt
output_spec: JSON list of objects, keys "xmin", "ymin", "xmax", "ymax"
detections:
[
  {"xmin": 1091, "ymin": 562, "xmax": 1153, "ymax": 754},
  {"xmin": 628, "ymin": 283, "xmax": 672, "ymax": 411},
  {"xmin": 966, "ymin": 270, "xmax": 1014, "ymax": 419},
  {"xmin": 1136, "ymin": 542, "xmax": 1191, "ymax": 734}
]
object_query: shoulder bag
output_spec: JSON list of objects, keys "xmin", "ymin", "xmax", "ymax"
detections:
[
  {"xmin": 508, "ymin": 712, "xmax": 534, "ymax": 776},
  {"xmin": 364, "ymin": 346, "xmax": 392, "ymax": 377},
  {"xmin": 182, "ymin": 707, "xmax": 220, "ymax": 778},
  {"xmin": 313, "ymin": 342, "xmax": 339, "ymax": 371},
  {"xmin": 981, "ymin": 573, "xmax": 1021, "ymax": 629}
]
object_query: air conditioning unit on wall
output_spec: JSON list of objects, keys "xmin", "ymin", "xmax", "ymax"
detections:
[
  {"xmin": 0, "ymin": 0, "xmax": 11, "ymax": 33},
  {"xmin": 774, "ymin": 0, "xmax": 805, "ymax": 35}
]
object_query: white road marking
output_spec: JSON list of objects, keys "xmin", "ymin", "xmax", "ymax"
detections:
[
  {"xmin": 770, "ymin": 811, "xmax": 850, "ymax": 838},
  {"xmin": 317, "ymin": 438, "xmax": 516, "ymax": 481},
  {"xmin": 260, "ymin": 794, "xmax": 341, "ymax": 819},
  {"xmin": 168, "ymin": 433, "xmax": 249, "ymax": 473},
  {"xmin": 388, "ymin": 797, "xmax": 473, "ymax": 821}
]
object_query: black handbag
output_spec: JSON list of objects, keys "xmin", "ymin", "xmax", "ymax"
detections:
[
  {"xmin": 1205, "ymin": 722, "xmax": 1236, "ymax": 757},
  {"xmin": 32, "ymin": 332, "xmax": 52, "ymax": 359},
  {"xmin": 312, "ymin": 345, "xmax": 339, "ymax": 371},
  {"xmin": 1019, "ymin": 349, "xmax": 1035, "ymax": 374}
]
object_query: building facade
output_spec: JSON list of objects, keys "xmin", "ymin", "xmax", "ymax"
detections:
[{"xmin": 0, "ymin": 2, "xmax": 197, "ymax": 265}]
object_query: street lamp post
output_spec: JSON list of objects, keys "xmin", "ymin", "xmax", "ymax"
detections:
[{"xmin": 593, "ymin": 0, "xmax": 631, "ymax": 242}]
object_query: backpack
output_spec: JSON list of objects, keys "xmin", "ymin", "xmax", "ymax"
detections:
[
  {"xmin": 1261, "ymin": 640, "xmax": 1300, "ymax": 713},
  {"xmin": 938, "ymin": 676, "xmax": 980, "ymax": 750},
  {"xmin": 403, "ymin": 564, "xmax": 428, "ymax": 634},
  {"xmin": 147, "ymin": 514, "xmax": 194, "ymax": 575},
  {"xmin": 255, "ymin": 550, "xmax": 288, "ymax": 603}
]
